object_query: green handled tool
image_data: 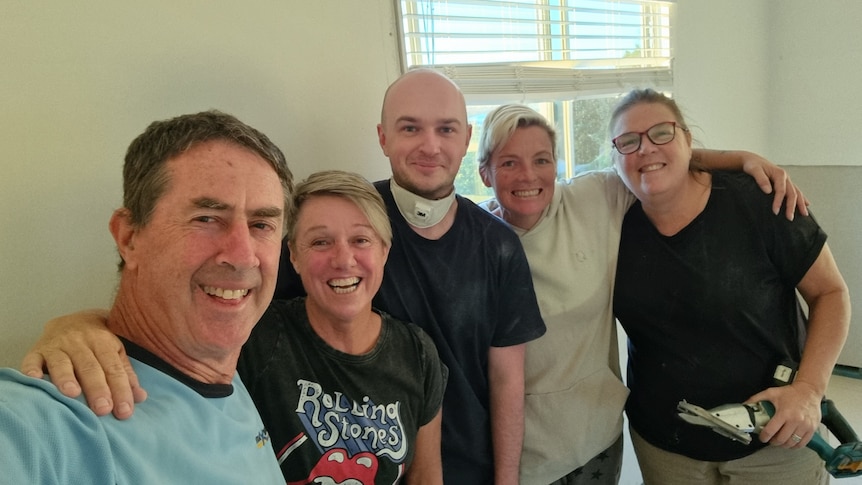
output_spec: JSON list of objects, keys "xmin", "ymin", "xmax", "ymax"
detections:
[{"xmin": 678, "ymin": 399, "xmax": 862, "ymax": 478}]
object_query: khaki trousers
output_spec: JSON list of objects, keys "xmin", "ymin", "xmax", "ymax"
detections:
[{"xmin": 630, "ymin": 426, "xmax": 828, "ymax": 485}]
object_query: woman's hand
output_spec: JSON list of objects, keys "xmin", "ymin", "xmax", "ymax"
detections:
[
  {"xmin": 746, "ymin": 382, "xmax": 822, "ymax": 448},
  {"xmin": 20, "ymin": 309, "xmax": 146, "ymax": 419},
  {"xmin": 739, "ymin": 151, "xmax": 810, "ymax": 220}
]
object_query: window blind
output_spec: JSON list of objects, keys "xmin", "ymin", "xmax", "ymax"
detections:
[{"xmin": 397, "ymin": 0, "xmax": 674, "ymax": 103}]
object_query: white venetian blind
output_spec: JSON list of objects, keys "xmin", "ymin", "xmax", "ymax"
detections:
[{"xmin": 397, "ymin": 0, "xmax": 674, "ymax": 102}]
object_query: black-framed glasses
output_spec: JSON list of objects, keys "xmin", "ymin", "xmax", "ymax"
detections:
[{"xmin": 611, "ymin": 121, "xmax": 688, "ymax": 155}]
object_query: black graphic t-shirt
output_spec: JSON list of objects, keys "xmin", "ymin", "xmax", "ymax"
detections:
[{"xmin": 238, "ymin": 298, "xmax": 446, "ymax": 484}]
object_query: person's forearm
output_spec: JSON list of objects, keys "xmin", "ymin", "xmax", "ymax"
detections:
[
  {"xmin": 692, "ymin": 148, "xmax": 751, "ymax": 170},
  {"xmin": 796, "ymin": 292, "xmax": 851, "ymax": 397},
  {"xmin": 693, "ymin": 148, "xmax": 811, "ymax": 218},
  {"xmin": 404, "ymin": 411, "xmax": 443, "ymax": 484},
  {"xmin": 491, "ymin": 386, "xmax": 523, "ymax": 484},
  {"xmin": 795, "ymin": 245, "xmax": 851, "ymax": 397},
  {"xmin": 488, "ymin": 345, "xmax": 525, "ymax": 485}
]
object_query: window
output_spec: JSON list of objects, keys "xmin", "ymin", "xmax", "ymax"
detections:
[{"xmin": 397, "ymin": 0, "xmax": 674, "ymax": 200}]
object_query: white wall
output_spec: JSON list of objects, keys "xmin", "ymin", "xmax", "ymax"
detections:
[
  {"xmin": 767, "ymin": 0, "xmax": 862, "ymax": 166},
  {"xmin": 674, "ymin": 0, "xmax": 771, "ymax": 154},
  {"xmin": 0, "ymin": 1, "xmax": 400, "ymax": 367},
  {"xmin": 677, "ymin": 0, "xmax": 862, "ymax": 168}
]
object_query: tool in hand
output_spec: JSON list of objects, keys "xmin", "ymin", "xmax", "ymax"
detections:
[{"xmin": 678, "ymin": 399, "xmax": 862, "ymax": 479}]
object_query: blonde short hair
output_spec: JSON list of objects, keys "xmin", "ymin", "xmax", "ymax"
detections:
[
  {"xmin": 478, "ymin": 104, "xmax": 557, "ymax": 172},
  {"xmin": 286, "ymin": 170, "xmax": 392, "ymax": 247}
]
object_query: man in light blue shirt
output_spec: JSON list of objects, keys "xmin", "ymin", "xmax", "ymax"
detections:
[{"xmin": 0, "ymin": 110, "xmax": 291, "ymax": 484}]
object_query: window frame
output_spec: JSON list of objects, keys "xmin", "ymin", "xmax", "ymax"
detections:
[{"xmin": 394, "ymin": 0, "xmax": 675, "ymax": 197}]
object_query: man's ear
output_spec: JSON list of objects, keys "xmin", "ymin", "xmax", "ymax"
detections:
[
  {"xmin": 109, "ymin": 208, "xmax": 138, "ymax": 270},
  {"xmin": 376, "ymin": 124, "xmax": 388, "ymax": 156}
]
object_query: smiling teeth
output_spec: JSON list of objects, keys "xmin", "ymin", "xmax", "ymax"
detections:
[
  {"xmin": 328, "ymin": 277, "xmax": 360, "ymax": 294},
  {"xmin": 513, "ymin": 189, "xmax": 540, "ymax": 197},
  {"xmin": 641, "ymin": 163, "xmax": 664, "ymax": 173},
  {"xmin": 203, "ymin": 286, "xmax": 249, "ymax": 300}
]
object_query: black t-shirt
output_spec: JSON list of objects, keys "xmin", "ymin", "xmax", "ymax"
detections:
[
  {"xmin": 275, "ymin": 179, "xmax": 546, "ymax": 483},
  {"xmin": 614, "ymin": 171, "xmax": 827, "ymax": 461},
  {"xmin": 238, "ymin": 298, "xmax": 446, "ymax": 484}
]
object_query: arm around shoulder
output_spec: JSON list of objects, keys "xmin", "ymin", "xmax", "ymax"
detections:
[
  {"xmin": 692, "ymin": 148, "xmax": 809, "ymax": 219},
  {"xmin": 19, "ymin": 309, "xmax": 145, "ymax": 419}
]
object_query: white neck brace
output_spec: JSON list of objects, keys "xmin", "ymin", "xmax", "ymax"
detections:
[{"xmin": 390, "ymin": 178, "xmax": 456, "ymax": 229}]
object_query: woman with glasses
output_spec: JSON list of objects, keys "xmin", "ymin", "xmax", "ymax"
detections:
[
  {"xmin": 611, "ymin": 89, "xmax": 850, "ymax": 484},
  {"xmin": 477, "ymin": 102, "xmax": 809, "ymax": 485}
]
